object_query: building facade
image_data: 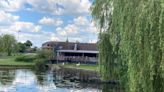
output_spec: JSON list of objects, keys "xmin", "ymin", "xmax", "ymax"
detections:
[{"xmin": 42, "ymin": 41, "xmax": 98, "ymax": 64}]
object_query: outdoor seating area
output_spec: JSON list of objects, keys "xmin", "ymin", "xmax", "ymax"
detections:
[
  {"xmin": 42, "ymin": 41, "xmax": 98, "ymax": 64},
  {"xmin": 57, "ymin": 56, "xmax": 98, "ymax": 63}
]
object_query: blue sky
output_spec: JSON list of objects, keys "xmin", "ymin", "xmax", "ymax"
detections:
[{"xmin": 0, "ymin": 0, "xmax": 98, "ymax": 47}]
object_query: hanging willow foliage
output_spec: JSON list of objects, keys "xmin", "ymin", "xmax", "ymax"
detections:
[{"xmin": 92, "ymin": 0, "xmax": 164, "ymax": 92}]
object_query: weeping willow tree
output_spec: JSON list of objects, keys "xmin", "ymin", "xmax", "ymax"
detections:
[{"xmin": 92, "ymin": 0, "xmax": 164, "ymax": 92}]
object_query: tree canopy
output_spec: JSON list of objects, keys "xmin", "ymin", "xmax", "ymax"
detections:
[
  {"xmin": 0, "ymin": 35, "xmax": 3, "ymax": 53},
  {"xmin": 17, "ymin": 42, "xmax": 26, "ymax": 53},
  {"xmin": 0, "ymin": 34, "xmax": 17, "ymax": 56},
  {"xmin": 25, "ymin": 40, "xmax": 33, "ymax": 48},
  {"xmin": 92, "ymin": 0, "xmax": 164, "ymax": 92}
]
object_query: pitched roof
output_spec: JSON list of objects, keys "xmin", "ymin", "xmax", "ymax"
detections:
[{"xmin": 42, "ymin": 41, "xmax": 98, "ymax": 51}]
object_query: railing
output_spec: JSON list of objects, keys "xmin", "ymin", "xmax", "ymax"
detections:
[{"xmin": 57, "ymin": 56, "xmax": 98, "ymax": 62}]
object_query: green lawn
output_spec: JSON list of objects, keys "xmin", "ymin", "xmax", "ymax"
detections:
[
  {"xmin": 60, "ymin": 63, "xmax": 99, "ymax": 71},
  {"xmin": 0, "ymin": 54, "xmax": 98, "ymax": 70},
  {"xmin": 0, "ymin": 55, "xmax": 34, "ymax": 66}
]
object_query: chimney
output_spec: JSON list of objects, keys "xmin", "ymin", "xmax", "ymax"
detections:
[{"xmin": 74, "ymin": 44, "xmax": 78, "ymax": 50}]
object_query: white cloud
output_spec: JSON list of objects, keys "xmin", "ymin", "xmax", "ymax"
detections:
[
  {"xmin": 9, "ymin": 22, "xmax": 42, "ymax": 32},
  {"xmin": 0, "ymin": 10, "xmax": 98, "ymax": 46},
  {"xmin": 0, "ymin": 0, "xmax": 92, "ymax": 15},
  {"xmin": 54, "ymin": 16, "xmax": 98, "ymax": 43},
  {"xmin": 18, "ymin": 32, "xmax": 52, "ymax": 46},
  {"xmin": 57, "ymin": 0, "xmax": 91, "ymax": 15},
  {"xmin": 39, "ymin": 17, "xmax": 63, "ymax": 26},
  {"xmin": 0, "ymin": 10, "xmax": 19, "ymax": 26},
  {"xmin": 56, "ymin": 24, "xmax": 78, "ymax": 37},
  {"xmin": 56, "ymin": 27, "xmax": 66, "ymax": 36},
  {"xmin": 65, "ymin": 24, "xmax": 78, "ymax": 34},
  {"xmin": 0, "ymin": 12, "xmax": 55, "ymax": 47},
  {"xmin": 0, "ymin": 0, "xmax": 25, "ymax": 12},
  {"xmin": 0, "ymin": 10, "xmax": 44, "ymax": 47},
  {"xmin": 0, "ymin": 24, "xmax": 43, "ymax": 47},
  {"xmin": 39, "ymin": 17, "xmax": 54, "ymax": 25},
  {"xmin": 0, "ymin": 0, "xmax": 98, "ymax": 46},
  {"xmin": 50, "ymin": 33, "xmax": 60, "ymax": 41},
  {"xmin": 0, "ymin": 10, "xmax": 41, "ymax": 33},
  {"xmin": 33, "ymin": 25, "xmax": 41, "ymax": 32},
  {"xmin": 55, "ymin": 16, "xmax": 97, "ymax": 37},
  {"xmin": 85, "ymin": 21, "xmax": 98, "ymax": 34},
  {"xmin": 72, "ymin": 16, "xmax": 98, "ymax": 34},
  {"xmin": 26, "ymin": 0, "xmax": 92, "ymax": 15},
  {"xmin": 73, "ymin": 16, "xmax": 89, "ymax": 26}
]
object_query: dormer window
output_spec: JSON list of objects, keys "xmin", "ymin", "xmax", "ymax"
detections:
[
  {"xmin": 74, "ymin": 44, "xmax": 78, "ymax": 50},
  {"xmin": 59, "ymin": 46, "xmax": 63, "ymax": 49}
]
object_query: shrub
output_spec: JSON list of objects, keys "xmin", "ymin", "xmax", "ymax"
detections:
[
  {"xmin": 34, "ymin": 59, "xmax": 47, "ymax": 72},
  {"xmin": 33, "ymin": 49, "xmax": 54, "ymax": 72},
  {"xmin": 15, "ymin": 55, "xmax": 36, "ymax": 62},
  {"xmin": 36, "ymin": 49, "xmax": 54, "ymax": 60}
]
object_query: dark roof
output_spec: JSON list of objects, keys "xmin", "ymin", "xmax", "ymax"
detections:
[{"xmin": 42, "ymin": 41, "xmax": 98, "ymax": 51}]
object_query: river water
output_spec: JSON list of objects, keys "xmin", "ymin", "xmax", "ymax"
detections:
[{"xmin": 0, "ymin": 69, "xmax": 121, "ymax": 92}]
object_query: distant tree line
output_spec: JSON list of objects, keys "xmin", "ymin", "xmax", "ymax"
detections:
[
  {"xmin": 0, "ymin": 34, "xmax": 37, "ymax": 56},
  {"xmin": 17, "ymin": 40, "xmax": 37, "ymax": 53}
]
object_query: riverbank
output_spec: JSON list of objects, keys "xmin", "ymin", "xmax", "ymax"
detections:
[
  {"xmin": 60, "ymin": 63, "xmax": 99, "ymax": 71},
  {"xmin": 0, "ymin": 54, "xmax": 99, "ymax": 73},
  {"xmin": 50, "ymin": 64, "xmax": 99, "ymax": 72},
  {"xmin": 0, "ymin": 65, "xmax": 33, "ymax": 70},
  {"xmin": 51, "ymin": 65, "xmax": 101, "ymax": 83},
  {"xmin": 0, "ymin": 55, "xmax": 98, "ymax": 71},
  {"xmin": 0, "ymin": 55, "xmax": 34, "ymax": 68},
  {"xmin": 52, "ymin": 64, "xmax": 121, "ymax": 85},
  {"xmin": 51, "ymin": 65, "xmax": 119, "ymax": 85}
]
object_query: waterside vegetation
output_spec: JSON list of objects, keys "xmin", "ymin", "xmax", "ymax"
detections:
[
  {"xmin": 59, "ymin": 63, "xmax": 98, "ymax": 71},
  {"xmin": 92, "ymin": 0, "xmax": 164, "ymax": 92}
]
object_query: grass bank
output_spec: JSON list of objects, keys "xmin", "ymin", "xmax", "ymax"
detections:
[
  {"xmin": 58, "ymin": 63, "xmax": 99, "ymax": 71},
  {"xmin": 0, "ymin": 55, "xmax": 99, "ymax": 71},
  {"xmin": 0, "ymin": 55, "xmax": 34, "ymax": 66}
]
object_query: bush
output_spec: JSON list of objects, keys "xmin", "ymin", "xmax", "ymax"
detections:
[
  {"xmin": 15, "ymin": 55, "xmax": 36, "ymax": 62},
  {"xmin": 36, "ymin": 49, "xmax": 54, "ymax": 60},
  {"xmin": 33, "ymin": 49, "xmax": 54, "ymax": 72},
  {"xmin": 34, "ymin": 59, "xmax": 47, "ymax": 72}
]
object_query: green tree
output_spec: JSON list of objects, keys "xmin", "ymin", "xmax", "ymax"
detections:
[
  {"xmin": 25, "ymin": 40, "xmax": 33, "ymax": 48},
  {"xmin": 1, "ymin": 34, "xmax": 17, "ymax": 56},
  {"xmin": 36, "ymin": 49, "xmax": 54, "ymax": 60},
  {"xmin": 92, "ymin": 0, "xmax": 164, "ymax": 92},
  {"xmin": 34, "ymin": 49, "xmax": 54, "ymax": 71},
  {"xmin": 17, "ymin": 42, "xmax": 26, "ymax": 53},
  {"xmin": 0, "ymin": 35, "xmax": 3, "ymax": 53},
  {"xmin": 33, "ymin": 46, "xmax": 38, "ymax": 52}
]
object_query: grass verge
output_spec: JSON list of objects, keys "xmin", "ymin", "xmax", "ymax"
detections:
[
  {"xmin": 59, "ymin": 63, "xmax": 99, "ymax": 71},
  {"xmin": 0, "ymin": 55, "xmax": 34, "ymax": 66}
]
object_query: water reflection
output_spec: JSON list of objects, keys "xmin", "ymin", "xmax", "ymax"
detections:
[
  {"xmin": 0, "ymin": 69, "xmax": 101, "ymax": 92},
  {"xmin": 0, "ymin": 69, "xmax": 123, "ymax": 92},
  {"xmin": 0, "ymin": 70, "xmax": 15, "ymax": 85}
]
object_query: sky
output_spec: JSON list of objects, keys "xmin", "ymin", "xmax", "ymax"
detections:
[{"xmin": 0, "ymin": 0, "xmax": 98, "ymax": 47}]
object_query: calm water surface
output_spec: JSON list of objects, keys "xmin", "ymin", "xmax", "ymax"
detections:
[
  {"xmin": 0, "ymin": 69, "xmax": 121, "ymax": 92},
  {"xmin": 0, "ymin": 69, "xmax": 102, "ymax": 92}
]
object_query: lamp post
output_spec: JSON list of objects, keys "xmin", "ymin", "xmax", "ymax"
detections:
[{"xmin": 17, "ymin": 30, "xmax": 21, "ymax": 41}]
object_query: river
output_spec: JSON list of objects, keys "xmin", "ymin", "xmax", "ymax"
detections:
[{"xmin": 0, "ymin": 69, "xmax": 121, "ymax": 92}]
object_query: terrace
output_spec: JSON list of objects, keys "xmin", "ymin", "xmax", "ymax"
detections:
[{"xmin": 42, "ymin": 41, "xmax": 98, "ymax": 64}]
